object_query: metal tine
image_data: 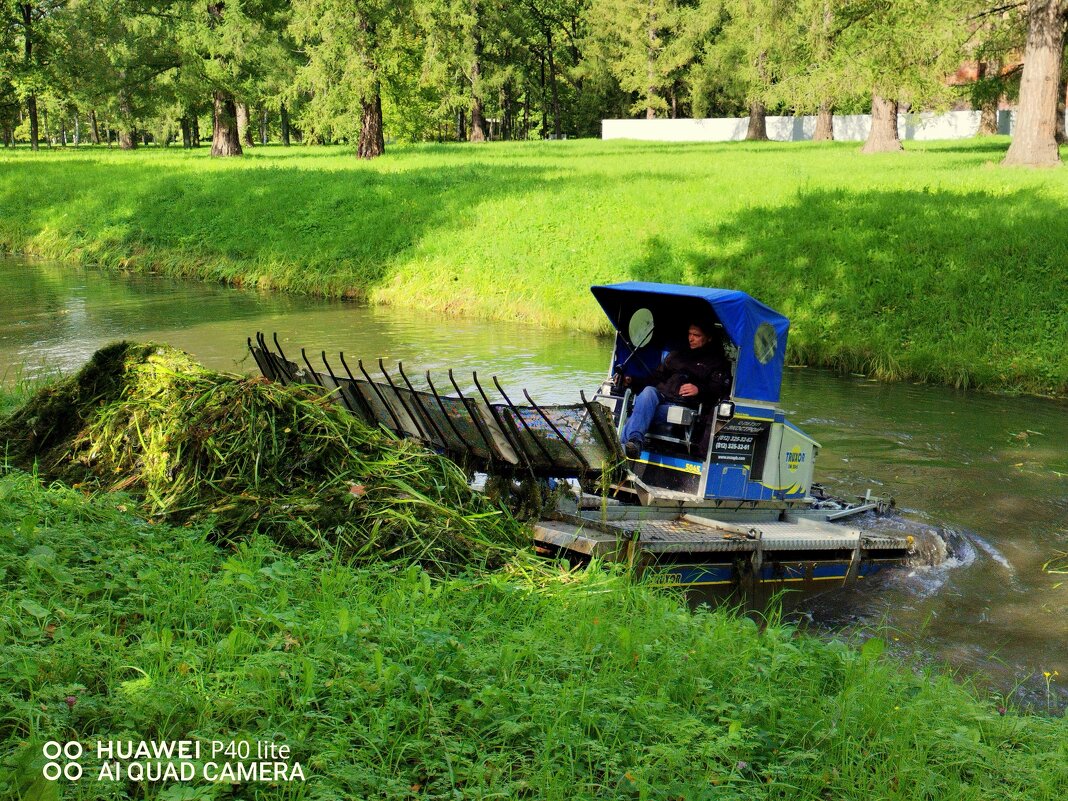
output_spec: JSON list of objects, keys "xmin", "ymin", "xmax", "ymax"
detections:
[
  {"xmin": 272, "ymin": 332, "xmax": 290, "ymax": 363},
  {"xmin": 273, "ymin": 332, "xmax": 299, "ymax": 384},
  {"xmin": 523, "ymin": 388, "xmax": 589, "ymax": 473},
  {"xmin": 580, "ymin": 389, "xmax": 624, "ymax": 459},
  {"xmin": 447, "ymin": 369, "xmax": 499, "ymax": 464},
  {"xmin": 258, "ymin": 331, "xmax": 289, "ymax": 385},
  {"xmin": 354, "ymin": 357, "xmax": 406, "ymax": 436},
  {"xmin": 271, "ymin": 332, "xmax": 297, "ymax": 382},
  {"xmin": 320, "ymin": 351, "xmax": 358, "ymax": 416},
  {"xmin": 396, "ymin": 362, "xmax": 450, "ymax": 450},
  {"xmin": 247, "ymin": 336, "xmax": 268, "ymax": 380},
  {"xmin": 300, "ymin": 348, "xmax": 326, "ymax": 387},
  {"xmin": 377, "ymin": 358, "xmax": 431, "ymax": 442},
  {"xmin": 473, "ymin": 371, "xmax": 535, "ymax": 476},
  {"xmin": 250, "ymin": 336, "xmax": 279, "ymax": 382},
  {"xmin": 493, "ymin": 376, "xmax": 554, "ymax": 465},
  {"xmin": 425, "ymin": 370, "xmax": 478, "ymax": 461},
  {"xmin": 331, "ymin": 351, "xmax": 377, "ymax": 422}
]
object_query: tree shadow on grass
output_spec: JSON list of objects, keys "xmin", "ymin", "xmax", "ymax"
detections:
[{"xmin": 628, "ymin": 186, "xmax": 1068, "ymax": 394}]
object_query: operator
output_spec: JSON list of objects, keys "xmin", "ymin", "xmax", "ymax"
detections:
[{"xmin": 620, "ymin": 321, "xmax": 731, "ymax": 458}]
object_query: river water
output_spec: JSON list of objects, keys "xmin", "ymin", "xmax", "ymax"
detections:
[{"xmin": 2, "ymin": 258, "xmax": 1066, "ymax": 705}]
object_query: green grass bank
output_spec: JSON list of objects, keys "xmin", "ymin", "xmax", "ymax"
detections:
[
  {"xmin": 1, "ymin": 139, "xmax": 1066, "ymax": 397},
  {"xmin": 2, "ymin": 469, "xmax": 1066, "ymax": 800}
]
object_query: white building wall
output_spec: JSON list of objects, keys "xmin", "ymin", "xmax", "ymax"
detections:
[{"xmin": 601, "ymin": 109, "xmax": 1051, "ymax": 142}]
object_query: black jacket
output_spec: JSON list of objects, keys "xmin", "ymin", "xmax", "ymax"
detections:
[{"xmin": 646, "ymin": 342, "xmax": 731, "ymax": 405}]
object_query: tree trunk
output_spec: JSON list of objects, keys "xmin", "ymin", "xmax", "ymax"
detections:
[
  {"xmin": 1004, "ymin": 0, "xmax": 1064, "ymax": 167},
  {"xmin": 814, "ymin": 100, "xmax": 834, "ymax": 141},
  {"xmin": 975, "ymin": 60, "xmax": 1000, "ymax": 136},
  {"xmin": 547, "ymin": 31, "xmax": 561, "ymax": 137},
  {"xmin": 181, "ymin": 117, "xmax": 192, "ymax": 148},
  {"xmin": 469, "ymin": 29, "xmax": 487, "ymax": 142},
  {"xmin": 118, "ymin": 86, "xmax": 137, "ymax": 149},
  {"xmin": 861, "ymin": 94, "xmax": 902, "ymax": 153},
  {"xmin": 470, "ymin": 95, "xmax": 487, "ymax": 142},
  {"xmin": 501, "ymin": 83, "xmax": 513, "ymax": 140},
  {"xmin": 89, "ymin": 109, "xmax": 100, "ymax": 144},
  {"xmin": 21, "ymin": 4, "xmax": 39, "ymax": 151},
  {"xmin": 1056, "ymin": 72, "xmax": 1067, "ymax": 144},
  {"xmin": 60, "ymin": 117, "xmax": 67, "ymax": 146},
  {"xmin": 646, "ymin": 21, "xmax": 658, "ymax": 120},
  {"xmin": 73, "ymin": 114, "xmax": 80, "ymax": 145},
  {"xmin": 469, "ymin": 75, "xmax": 486, "ymax": 142},
  {"xmin": 211, "ymin": 91, "xmax": 243, "ymax": 157},
  {"xmin": 978, "ymin": 102, "xmax": 999, "ymax": 135},
  {"xmin": 539, "ymin": 52, "xmax": 547, "ymax": 137},
  {"xmin": 26, "ymin": 95, "xmax": 39, "ymax": 151},
  {"xmin": 41, "ymin": 106, "xmax": 51, "ymax": 147},
  {"xmin": 259, "ymin": 108, "xmax": 268, "ymax": 145},
  {"xmin": 358, "ymin": 90, "xmax": 385, "ymax": 159},
  {"xmin": 236, "ymin": 102, "xmax": 254, "ymax": 147},
  {"xmin": 745, "ymin": 101, "xmax": 768, "ymax": 141},
  {"xmin": 280, "ymin": 104, "xmax": 290, "ymax": 146},
  {"xmin": 191, "ymin": 114, "xmax": 200, "ymax": 147}
]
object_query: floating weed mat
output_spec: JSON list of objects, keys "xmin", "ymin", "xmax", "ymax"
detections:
[{"xmin": 0, "ymin": 342, "xmax": 525, "ymax": 568}]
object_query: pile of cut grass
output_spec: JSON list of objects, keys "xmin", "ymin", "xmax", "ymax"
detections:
[{"xmin": 0, "ymin": 343, "xmax": 523, "ymax": 568}]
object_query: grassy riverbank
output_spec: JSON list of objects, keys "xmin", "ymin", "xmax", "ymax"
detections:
[
  {"xmin": 1, "ymin": 139, "xmax": 1066, "ymax": 396},
  {"xmin": 2, "ymin": 367, "xmax": 1068, "ymax": 800},
  {"xmin": 2, "ymin": 469, "xmax": 1066, "ymax": 800}
]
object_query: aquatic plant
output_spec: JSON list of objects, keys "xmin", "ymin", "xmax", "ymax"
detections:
[{"xmin": 0, "ymin": 343, "xmax": 525, "ymax": 568}]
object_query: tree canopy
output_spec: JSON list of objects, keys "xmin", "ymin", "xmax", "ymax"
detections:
[{"xmin": 0, "ymin": 0, "xmax": 1056, "ymax": 160}]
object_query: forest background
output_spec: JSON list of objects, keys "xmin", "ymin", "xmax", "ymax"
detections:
[{"xmin": 1, "ymin": 1, "xmax": 1058, "ymax": 160}]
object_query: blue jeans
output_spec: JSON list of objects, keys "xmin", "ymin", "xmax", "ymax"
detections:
[{"xmin": 621, "ymin": 386, "xmax": 671, "ymax": 445}]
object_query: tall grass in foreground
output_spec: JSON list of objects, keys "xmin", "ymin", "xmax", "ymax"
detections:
[
  {"xmin": 0, "ymin": 469, "xmax": 1066, "ymax": 801},
  {"xmin": 1, "ymin": 139, "xmax": 1065, "ymax": 396}
]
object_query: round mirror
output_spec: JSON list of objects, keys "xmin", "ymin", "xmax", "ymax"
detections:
[
  {"xmin": 754, "ymin": 323, "xmax": 778, "ymax": 364},
  {"xmin": 627, "ymin": 308, "xmax": 655, "ymax": 348}
]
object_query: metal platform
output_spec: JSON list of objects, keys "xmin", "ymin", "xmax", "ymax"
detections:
[{"xmin": 533, "ymin": 513, "xmax": 910, "ymax": 559}]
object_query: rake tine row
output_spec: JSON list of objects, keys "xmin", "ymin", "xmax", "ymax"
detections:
[{"xmin": 251, "ymin": 332, "xmax": 615, "ymax": 478}]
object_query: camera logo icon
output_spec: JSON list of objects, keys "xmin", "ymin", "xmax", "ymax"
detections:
[{"xmin": 42, "ymin": 741, "xmax": 83, "ymax": 781}]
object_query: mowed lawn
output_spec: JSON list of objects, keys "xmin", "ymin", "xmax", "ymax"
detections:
[{"xmin": 1, "ymin": 138, "xmax": 1066, "ymax": 395}]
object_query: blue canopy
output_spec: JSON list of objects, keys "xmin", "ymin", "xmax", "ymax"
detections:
[{"xmin": 590, "ymin": 282, "xmax": 791, "ymax": 404}]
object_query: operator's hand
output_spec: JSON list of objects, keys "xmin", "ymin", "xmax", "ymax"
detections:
[{"xmin": 679, "ymin": 383, "xmax": 699, "ymax": 398}]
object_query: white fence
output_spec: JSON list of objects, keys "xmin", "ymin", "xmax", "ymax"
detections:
[{"xmin": 600, "ymin": 109, "xmax": 1033, "ymax": 142}]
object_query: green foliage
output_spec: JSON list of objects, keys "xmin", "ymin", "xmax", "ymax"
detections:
[
  {"xmin": 0, "ymin": 343, "xmax": 526, "ymax": 567},
  {"xmin": 0, "ymin": 468, "xmax": 1065, "ymax": 798},
  {"xmin": 1, "ymin": 139, "xmax": 1066, "ymax": 396},
  {"xmin": 829, "ymin": 0, "xmax": 975, "ymax": 108},
  {"xmin": 583, "ymin": 0, "xmax": 692, "ymax": 118}
]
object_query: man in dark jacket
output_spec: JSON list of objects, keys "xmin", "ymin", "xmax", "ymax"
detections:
[{"xmin": 621, "ymin": 322, "xmax": 731, "ymax": 458}]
